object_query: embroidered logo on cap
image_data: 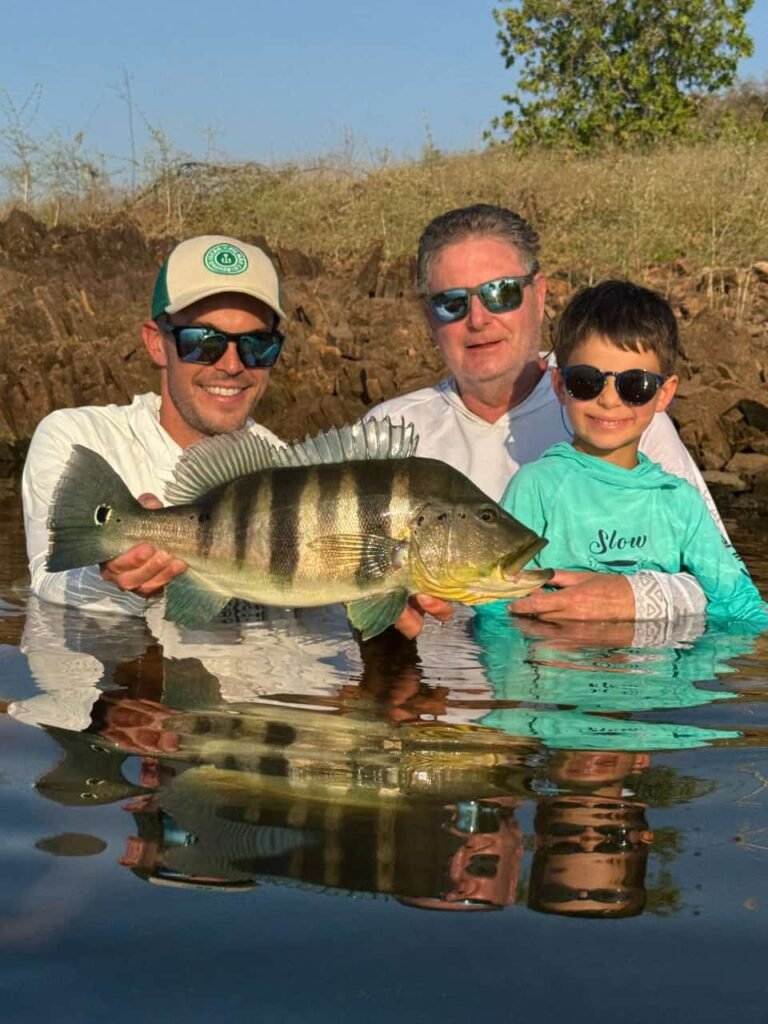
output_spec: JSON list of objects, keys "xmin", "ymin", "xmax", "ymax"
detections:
[{"xmin": 203, "ymin": 242, "xmax": 249, "ymax": 275}]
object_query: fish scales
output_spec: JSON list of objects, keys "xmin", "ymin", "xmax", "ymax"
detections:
[
  {"xmin": 295, "ymin": 467, "xmax": 324, "ymax": 587},
  {"xmin": 390, "ymin": 462, "xmax": 415, "ymax": 533},
  {"xmin": 252, "ymin": 470, "xmax": 274, "ymax": 575},
  {"xmin": 206, "ymin": 483, "xmax": 243, "ymax": 570},
  {"xmin": 316, "ymin": 464, "xmax": 344, "ymax": 536},
  {"xmin": 354, "ymin": 461, "xmax": 395, "ymax": 587}
]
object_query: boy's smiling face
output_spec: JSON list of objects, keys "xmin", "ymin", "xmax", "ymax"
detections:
[{"xmin": 553, "ymin": 334, "xmax": 678, "ymax": 469}]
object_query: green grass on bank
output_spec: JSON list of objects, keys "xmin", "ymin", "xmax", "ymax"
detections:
[{"xmin": 3, "ymin": 138, "xmax": 767, "ymax": 284}]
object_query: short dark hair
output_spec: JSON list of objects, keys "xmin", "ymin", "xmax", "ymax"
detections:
[
  {"xmin": 554, "ymin": 280, "xmax": 679, "ymax": 375},
  {"xmin": 417, "ymin": 203, "xmax": 540, "ymax": 294}
]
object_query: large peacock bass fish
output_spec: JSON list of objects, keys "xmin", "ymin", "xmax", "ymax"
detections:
[{"xmin": 46, "ymin": 419, "xmax": 552, "ymax": 638}]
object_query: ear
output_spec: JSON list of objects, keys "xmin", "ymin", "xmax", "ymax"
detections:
[
  {"xmin": 551, "ymin": 366, "xmax": 568, "ymax": 405},
  {"xmin": 654, "ymin": 374, "xmax": 678, "ymax": 414},
  {"xmin": 421, "ymin": 298, "xmax": 441, "ymax": 342},
  {"xmin": 532, "ymin": 271, "xmax": 548, "ymax": 322},
  {"xmin": 142, "ymin": 319, "xmax": 169, "ymax": 369}
]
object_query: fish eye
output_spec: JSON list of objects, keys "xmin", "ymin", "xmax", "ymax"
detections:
[
  {"xmin": 94, "ymin": 504, "xmax": 112, "ymax": 526},
  {"xmin": 477, "ymin": 507, "xmax": 498, "ymax": 523}
]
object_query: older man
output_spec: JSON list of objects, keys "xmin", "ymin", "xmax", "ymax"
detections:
[
  {"xmin": 23, "ymin": 235, "xmax": 286, "ymax": 613},
  {"xmin": 368, "ymin": 204, "xmax": 721, "ymax": 634}
]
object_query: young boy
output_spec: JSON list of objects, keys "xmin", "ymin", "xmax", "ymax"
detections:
[{"xmin": 500, "ymin": 280, "xmax": 767, "ymax": 626}]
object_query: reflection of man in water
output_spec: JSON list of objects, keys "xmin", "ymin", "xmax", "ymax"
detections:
[
  {"xmin": 527, "ymin": 749, "xmax": 654, "ymax": 918},
  {"xmin": 396, "ymin": 798, "xmax": 523, "ymax": 912}
]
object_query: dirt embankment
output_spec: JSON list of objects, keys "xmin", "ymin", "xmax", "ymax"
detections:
[{"xmin": 1, "ymin": 209, "xmax": 767, "ymax": 513}]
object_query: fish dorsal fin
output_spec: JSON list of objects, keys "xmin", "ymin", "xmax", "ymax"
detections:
[
  {"xmin": 269, "ymin": 417, "xmax": 419, "ymax": 468},
  {"xmin": 165, "ymin": 429, "xmax": 283, "ymax": 504},
  {"xmin": 165, "ymin": 418, "xmax": 419, "ymax": 505}
]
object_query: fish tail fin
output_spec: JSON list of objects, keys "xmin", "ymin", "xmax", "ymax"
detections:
[{"xmin": 46, "ymin": 445, "xmax": 141, "ymax": 572}]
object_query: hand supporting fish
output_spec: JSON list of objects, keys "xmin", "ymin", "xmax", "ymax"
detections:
[
  {"xmin": 46, "ymin": 419, "xmax": 552, "ymax": 639},
  {"xmin": 98, "ymin": 492, "xmax": 189, "ymax": 598}
]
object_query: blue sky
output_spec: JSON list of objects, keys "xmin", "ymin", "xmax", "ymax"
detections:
[{"xmin": 1, "ymin": 0, "xmax": 766, "ymax": 171}]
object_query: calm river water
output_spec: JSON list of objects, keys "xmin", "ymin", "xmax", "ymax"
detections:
[{"xmin": 1, "ymin": 476, "xmax": 767, "ymax": 1023}]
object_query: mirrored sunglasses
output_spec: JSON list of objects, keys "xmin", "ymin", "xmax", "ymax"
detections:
[
  {"xmin": 560, "ymin": 365, "xmax": 666, "ymax": 405},
  {"xmin": 164, "ymin": 325, "xmax": 284, "ymax": 368},
  {"xmin": 428, "ymin": 272, "xmax": 538, "ymax": 324}
]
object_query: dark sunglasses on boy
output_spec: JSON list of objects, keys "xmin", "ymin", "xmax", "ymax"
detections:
[
  {"xmin": 560, "ymin": 365, "xmax": 667, "ymax": 406},
  {"xmin": 427, "ymin": 271, "xmax": 538, "ymax": 324},
  {"xmin": 536, "ymin": 883, "xmax": 629, "ymax": 905},
  {"xmin": 162, "ymin": 324, "xmax": 285, "ymax": 369}
]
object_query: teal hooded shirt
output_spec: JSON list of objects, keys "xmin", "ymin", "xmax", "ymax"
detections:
[{"xmin": 500, "ymin": 442, "xmax": 767, "ymax": 625}]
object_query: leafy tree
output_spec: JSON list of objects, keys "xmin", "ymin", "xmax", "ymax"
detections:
[{"xmin": 489, "ymin": 0, "xmax": 755, "ymax": 149}]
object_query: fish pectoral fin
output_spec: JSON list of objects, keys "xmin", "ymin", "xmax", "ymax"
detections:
[
  {"xmin": 308, "ymin": 534, "xmax": 403, "ymax": 578},
  {"xmin": 164, "ymin": 571, "xmax": 231, "ymax": 629},
  {"xmin": 347, "ymin": 589, "xmax": 410, "ymax": 640}
]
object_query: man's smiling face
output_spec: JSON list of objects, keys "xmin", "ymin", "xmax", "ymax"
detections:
[
  {"xmin": 143, "ymin": 292, "xmax": 278, "ymax": 448},
  {"xmin": 424, "ymin": 234, "xmax": 546, "ymax": 403}
]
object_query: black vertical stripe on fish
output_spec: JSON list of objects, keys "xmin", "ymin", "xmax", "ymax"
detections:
[
  {"xmin": 269, "ymin": 466, "xmax": 305, "ymax": 580},
  {"xmin": 259, "ymin": 755, "xmax": 290, "ymax": 778},
  {"xmin": 355, "ymin": 461, "xmax": 395, "ymax": 587},
  {"xmin": 264, "ymin": 722, "xmax": 297, "ymax": 747},
  {"xmin": 233, "ymin": 476, "xmax": 257, "ymax": 568},
  {"xmin": 195, "ymin": 506, "xmax": 216, "ymax": 558}
]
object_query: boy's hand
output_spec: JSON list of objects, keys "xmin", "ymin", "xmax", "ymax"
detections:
[{"xmin": 509, "ymin": 570, "xmax": 635, "ymax": 621}]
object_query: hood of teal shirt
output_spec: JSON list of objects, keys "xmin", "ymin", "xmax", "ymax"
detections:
[{"xmin": 539, "ymin": 441, "xmax": 684, "ymax": 490}]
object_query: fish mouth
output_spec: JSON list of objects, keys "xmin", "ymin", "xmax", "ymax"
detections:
[
  {"xmin": 500, "ymin": 536, "xmax": 548, "ymax": 580},
  {"xmin": 414, "ymin": 536, "xmax": 552, "ymax": 605}
]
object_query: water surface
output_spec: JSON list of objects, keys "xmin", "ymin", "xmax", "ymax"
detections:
[{"xmin": 1, "ymin": 476, "xmax": 767, "ymax": 1023}]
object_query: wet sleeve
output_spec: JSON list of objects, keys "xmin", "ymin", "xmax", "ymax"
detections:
[
  {"xmin": 22, "ymin": 416, "xmax": 148, "ymax": 616},
  {"xmin": 626, "ymin": 570, "xmax": 709, "ymax": 620}
]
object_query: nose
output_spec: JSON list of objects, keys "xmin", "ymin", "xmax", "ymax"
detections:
[
  {"xmin": 466, "ymin": 292, "xmax": 493, "ymax": 329},
  {"xmin": 597, "ymin": 374, "xmax": 622, "ymax": 407},
  {"xmin": 215, "ymin": 339, "xmax": 246, "ymax": 375}
]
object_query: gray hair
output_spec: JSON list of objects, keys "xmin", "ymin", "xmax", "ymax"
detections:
[{"xmin": 416, "ymin": 204, "xmax": 540, "ymax": 294}]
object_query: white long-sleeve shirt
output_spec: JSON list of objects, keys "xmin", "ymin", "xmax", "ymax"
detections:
[
  {"xmin": 368, "ymin": 372, "xmax": 725, "ymax": 620},
  {"xmin": 22, "ymin": 392, "xmax": 281, "ymax": 616}
]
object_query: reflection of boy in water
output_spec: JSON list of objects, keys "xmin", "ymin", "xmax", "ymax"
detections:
[{"xmin": 527, "ymin": 749, "xmax": 654, "ymax": 918}]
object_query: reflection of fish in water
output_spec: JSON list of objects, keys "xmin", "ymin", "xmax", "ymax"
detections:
[
  {"xmin": 141, "ymin": 702, "xmax": 535, "ymax": 807},
  {"xmin": 47, "ymin": 420, "xmax": 552, "ymax": 637}
]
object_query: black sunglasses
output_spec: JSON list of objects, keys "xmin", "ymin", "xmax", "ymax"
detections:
[
  {"xmin": 427, "ymin": 272, "xmax": 538, "ymax": 323},
  {"xmin": 163, "ymin": 324, "xmax": 284, "ymax": 368},
  {"xmin": 560, "ymin": 365, "xmax": 666, "ymax": 406},
  {"xmin": 543, "ymin": 823, "xmax": 640, "ymax": 853},
  {"xmin": 537, "ymin": 883, "xmax": 629, "ymax": 905}
]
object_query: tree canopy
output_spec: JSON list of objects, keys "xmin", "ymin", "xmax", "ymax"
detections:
[{"xmin": 489, "ymin": 0, "xmax": 755, "ymax": 149}]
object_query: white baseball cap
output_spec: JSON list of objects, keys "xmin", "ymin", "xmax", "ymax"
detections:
[{"xmin": 151, "ymin": 235, "xmax": 285, "ymax": 321}]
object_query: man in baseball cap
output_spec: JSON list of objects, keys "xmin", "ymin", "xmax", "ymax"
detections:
[{"xmin": 24, "ymin": 234, "xmax": 287, "ymax": 612}]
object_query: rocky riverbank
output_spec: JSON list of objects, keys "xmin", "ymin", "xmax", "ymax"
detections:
[{"xmin": 1, "ymin": 209, "xmax": 767, "ymax": 514}]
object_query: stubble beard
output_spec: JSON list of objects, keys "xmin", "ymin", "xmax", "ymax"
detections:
[{"xmin": 167, "ymin": 377, "xmax": 253, "ymax": 439}]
